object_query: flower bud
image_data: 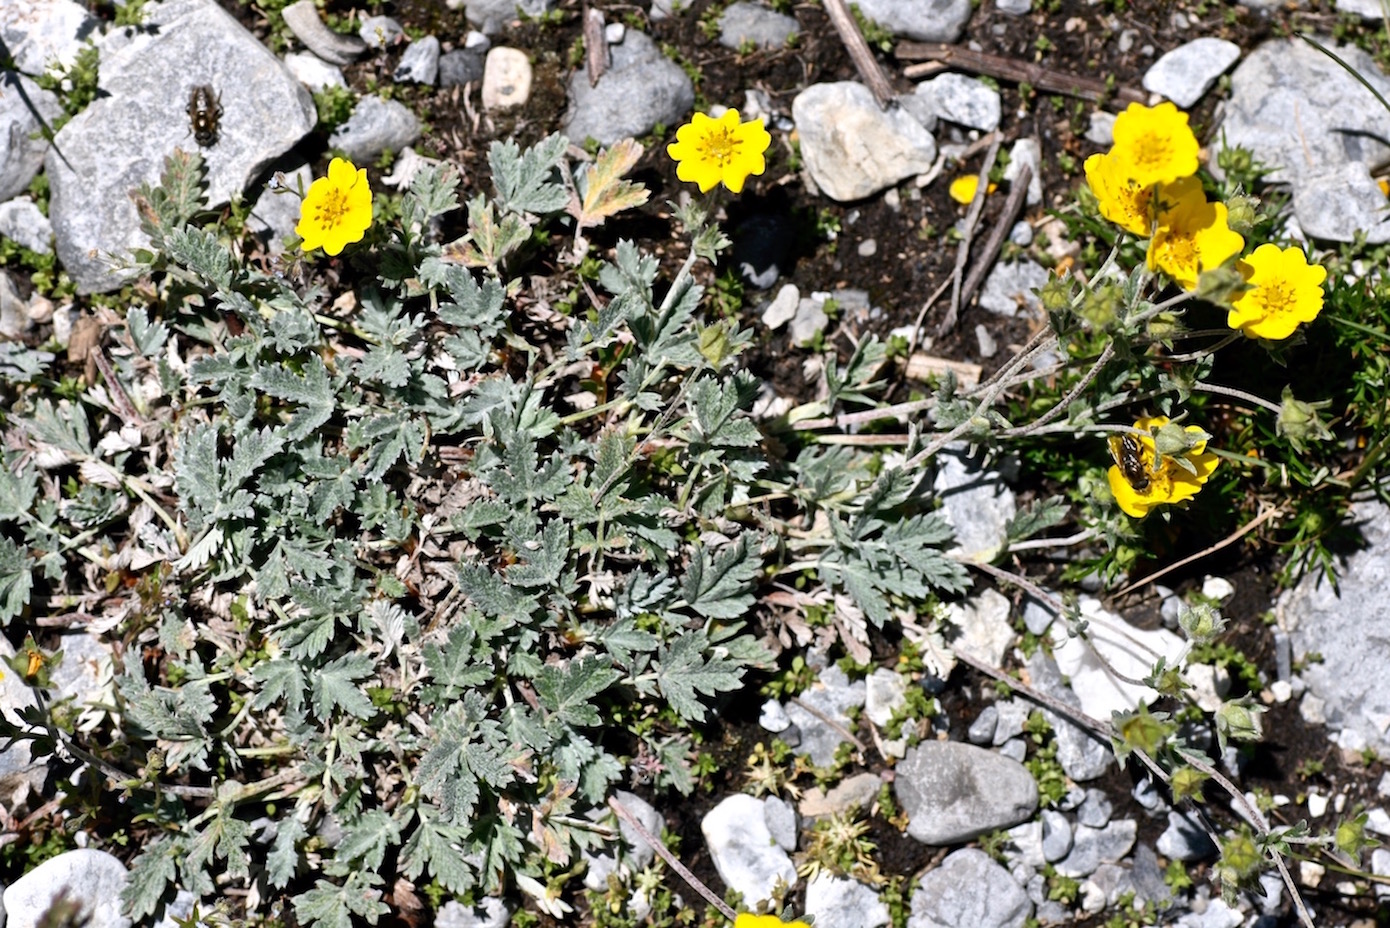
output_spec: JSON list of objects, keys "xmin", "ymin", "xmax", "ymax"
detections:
[
  {"xmin": 1153, "ymin": 421, "xmax": 1209, "ymax": 458},
  {"xmin": 1225, "ymin": 195, "xmax": 1259, "ymax": 234},
  {"xmin": 1194, "ymin": 264, "xmax": 1250, "ymax": 306},
  {"xmin": 1078, "ymin": 282, "xmax": 1121, "ymax": 331},
  {"xmin": 1178, "ymin": 602, "xmax": 1227, "ymax": 644},
  {"xmin": 1039, "ymin": 274, "xmax": 1075, "ymax": 314},
  {"xmin": 1277, "ymin": 385, "xmax": 1334, "ymax": 452},
  {"xmin": 1216, "ymin": 698, "xmax": 1264, "ymax": 752},
  {"xmin": 1145, "ymin": 311, "xmax": 1184, "ymax": 342}
]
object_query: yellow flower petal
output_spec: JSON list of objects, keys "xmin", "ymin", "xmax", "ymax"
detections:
[
  {"xmin": 668, "ymin": 108, "xmax": 771, "ymax": 194},
  {"xmin": 1227, "ymin": 243, "xmax": 1327, "ymax": 340},
  {"xmin": 1084, "ymin": 151, "xmax": 1155, "ymax": 237},
  {"xmin": 733, "ymin": 915, "xmax": 811, "ymax": 928},
  {"xmin": 1108, "ymin": 416, "xmax": 1220, "ymax": 519},
  {"xmin": 949, "ymin": 174, "xmax": 980, "ymax": 204},
  {"xmin": 1145, "ymin": 179, "xmax": 1243, "ymax": 291},
  {"xmin": 1108, "ymin": 101, "xmax": 1200, "ymax": 189},
  {"xmin": 296, "ymin": 156, "xmax": 374, "ymax": 256}
]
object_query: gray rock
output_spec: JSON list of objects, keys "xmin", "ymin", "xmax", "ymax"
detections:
[
  {"xmin": 151, "ymin": 890, "xmax": 197, "ymax": 928},
  {"xmin": 975, "ymin": 323, "xmax": 998, "ymax": 357},
  {"xmin": 969, "ymin": 705, "xmax": 999, "ymax": 745},
  {"xmin": 3, "ymin": 849, "xmax": 129, "ymax": 928},
  {"xmin": 1281, "ymin": 499, "xmax": 1390, "ymax": 756},
  {"xmin": 702, "ymin": 794, "xmax": 797, "ymax": 904},
  {"xmin": 329, "ymin": 96, "xmax": 421, "ymax": 164},
  {"xmin": 281, "ymin": 0, "xmax": 366, "ymax": 65},
  {"xmin": 466, "ymin": 0, "xmax": 557, "ymax": 34},
  {"xmin": 1294, "ymin": 161, "xmax": 1390, "ymax": 244},
  {"xmin": 850, "ymin": 0, "xmax": 971, "ymax": 42},
  {"xmin": 1174, "ymin": 897, "xmax": 1242, "ymax": 928},
  {"xmin": 248, "ymin": 163, "xmax": 312, "ymax": 253},
  {"xmin": 1025, "ymin": 650, "xmax": 1113, "ymax": 782},
  {"xmin": 783, "ymin": 664, "xmax": 865, "ymax": 766},
  {"xmin": 865, "ymin": 668, "xmax": 909, "ymax": 758},
  {"xmin": 933, "ymin": 444, "xmax": 1016, "ymax": 562},
  {"xmin": 0, "ymin": 196, "xmax": 51, "ymax": 253},
  {"xmin": 1155, "ymin": 810, "xmax": 1217, "ymax": 861},
  {"xmin": 1055, "ymin": 820, "xmax": 1137, "ymax": 878},
  {"xmin": 947, "ymin": 588, "xmax": 1014, "ymax": 669},
  {"xmin": 908, "ymin": 848, "xmax": 1032, "ymax": 928},
  {"xmin": 1219, "ymin": 37, "xmax": 1390, "ymax": 186},
  {"xmin": 0, "ymin": 0, "xmax": 98, "ymax": 76},
  {"xmin": 606, "ymin": 22, "xmax": 627, "ymax": 43},
  {"xmin": 764, "ymin": 795, "xmax": 798, "ymax": 851},
  {"xmin": 0, "ymin": 73, "xmax": 62, "ymax": 202},
  {"xmin": 978, "ymin": 260, "xmax": 1049, "ymax": 318},
  {"xmin": 1005, "ymin": 820, "xmax": 1044, "ymax": 869},
  {"xmin": 759, "ymin": 697, "xmax": 792, "ymax": 732},
  {"xmin": 997, "ymin": 737, "xmax": 1027, "ymax": 762},
  {"xmin": 48, "ymin": 631, "xmax": 113, "ymax": 714},
  {"xmin": 896, "ymin": 742, "xmax": 1039, "ymax": 845},
  {"xmin": 1021, "ymin": 593, "xmax": 1058, "ymax": 636},
  {"xmin": 1040, "ymin": 809, "xmax": 1072, "ymax": 862},
  {"xmin": 283, "ymin": 52, "xmax": 347, "ymax": 91},
  {"xmin": 395, "ymin": 35, "xmax": 441, "ymax": 85},
  {"xmin": 996, "ymin": 0, "xmax": 1032, "ymax": 13},
  {"xmin": 436, "ymin": 897, "xmax": 510, "ymax": 928},
  {"xmin": 1086, "ymin": 111, "xmax": 1115, "ymax": 146},
  {"xmin": 439, "ymin": 48, "xmax": 487, "ymax": 87},
  {"xmin": 1128, "ymin": 844, "xmax": 1174, "ymax": 908},
  {"xmin": 788, "ymin": 297, "xmax": 829, "ymax": 345},
  {"xmin": 358, "ymin": 15, "xmax": 404, "ymax": 48},
  {"xmin": 46, "ymin": 0, "xmax": 315, "ymax": 293},
  {"xmin": 1339, "ymin": 0, "xmax": 1386, "ymax": 16},
  {"xmin": 806, "ymin": 873, "xmax": 890, "ymax": 928},
  {"xmin": 481, "ymin": 47, "xmax": 532, "ymax": 109},
  {"xmin": 793, "ymin": 81, "xmax": 937, "ymax": 202},
  {"xmin": 761, "ymin": 283, "xmax": 800, "ymax": 331},
  {"xmin": 1131, "ymin": 776, "xmax": 1169, "ymax": 816},
  {"xmin": 1142, "ymin": 37, "xmax": 1240, "ymax": 108},
  {"xmin": 583, "ymin": 790, "xmax": 662, "ymax": 890},
  {"xmin": 914, "ymin": 73, "xmax": 1001, "ymax": 131},
  {"xmin": 562, "ymin": 30, "xmax": 693, "ymax": 146},
  {"xmin": 1050, "ymin": 597, "xmax": 1184, "ymax": 723},
  {"xmin": 1076, "ymin": 790, "xmax": 1112, "ymax": 828},
  {"xmin": 717, "ymin": 2, "xmax": 800, "ymax": 49},
  {"xmin": 0, "ymin": 268, "xmax": 29, "ymax": 337},
  {"xmin": 1004, "ymin": 138, "xmax": 1042, "ymax": 206},
  {"xmin": 800, "ymin": 772, "xmax": 882, "ymax": 819}
]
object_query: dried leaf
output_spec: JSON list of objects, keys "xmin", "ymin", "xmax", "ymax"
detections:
[{"xmin": 569, "ymin": 138, "xmax": 650, "ymax": 234}]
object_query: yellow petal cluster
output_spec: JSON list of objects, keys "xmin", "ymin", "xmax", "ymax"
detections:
[
  {"xmin": 1145, "ymin": 177, "xmax": 1244, "ymax": 290},
  {"xmin": 667, "ymin": 109, "xmax": 771, "ymax": 194},
  {"xmin": 1226, "ymin": 244, "xmax": 1328, "ymax": 340},
  {"xmin": 1109, "ymin": 101, "xmax": 1200, "ymax": 189},
  {"xmin": 1107, "ymin": 416, "xmax": 1221, "ymax": 519},
  {"xmin": 733, "ymin": 915, "xmax": 810, "ymax": 928},
  {"xmin": 296, "ymin": 157, "xmax": 373, "ymax": 256}
]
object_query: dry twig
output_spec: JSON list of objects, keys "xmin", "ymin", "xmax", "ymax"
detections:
[
  {"xmin": 896, "ymin": 42, "xmax": 1146, "ymax": 105},
  {"xmin": 821, "ymin": 0, "xmax": 896, "ymax": 108}
]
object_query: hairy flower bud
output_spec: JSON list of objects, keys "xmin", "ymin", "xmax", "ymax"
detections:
[
  {"xmin": 1216, "ymin": 697, "xmax": 1264, "ymax": 752},
  {"xmin": 1178, "ymin": 601, "xmax": 1227, "ymax": 645},
  {"xmin": 1078, "ymin": 282, "xmax": 1122, "ymax": 331},
  {"xmin": 1224, "ymin": 194, "xmax": 1259, "ymax": 234},
  {"xmin": 1039, "ymin": 274, "xmax": 1076, "ymax": 314},
  {"xmin": 1277, "ymin": 385, "xmax": 1334, "ymax": 452}
]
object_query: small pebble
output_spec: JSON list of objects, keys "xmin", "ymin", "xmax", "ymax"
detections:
[
  {"xmin": 759, "ymin": 699, "xmax": 792, "ymax": 733},
  {"xmin": 1201, "ymin": 576, "xmax": 1235, "ymax": 602},
  {"xmin": 1299, "ymin": 860, "xmax": 1325, "ymax": 887},
  {"xmin": 998, "ymin": 738, "xmax": 1027, "ymax": 762},
  {"xmin": 1269, "ymin": 680, "xmax": 1292, "ymax": 703},
  {"xmin": 857, "ymin": 238, "xmax": 877, "ymax": 257},
  {"xmin": 482, "ymin": 47, "xmax": 532, "ymax": 110},
  {"xmin": 605, "ymin": 22, "xmax": 626, "ymax": 43},
  {"xmin": 1378, "ymin": 773, "xmax": 1390, "ymax": 799},
  {"xmin": 1008, "ymin": 220, "xmax": 1033, "ymax": 246},
  {"xmin": 975, "ymin": 324, "xmax": 997, "ymax": 358},
  {"xmin": 1308, "ymin": 793, "xmax": 1328, "ymax": 817}
]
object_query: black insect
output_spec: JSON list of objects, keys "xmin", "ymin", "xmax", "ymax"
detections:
[
  {"xmin": 186, "ymin": 85, "xmax": 222, "ymax": 147},
  {"xmin": 1108, "ymin": 434, "xmax": 1152, "ymax": 492}
]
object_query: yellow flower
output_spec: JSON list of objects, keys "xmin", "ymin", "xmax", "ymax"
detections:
[
  {"xmin": 667, "ymin": 109, "xmax": 771, "ymax": 194},
  {"xmin": 1084, "ymin": 151, "xmax": 1155, "ymax": 236},
  {"xmin": 734, "ymin": 916, "xmax": 810, "ymax": 928},
  {"xmin": 948, "ymin": 174, "xmax": 995, "ymax": 204},
  {"xmin": 1226, "ymin": 243, "xmax": 1327, "ymax": 340},
  {"xmin": 1107, "ymin": 416, "xmax": 1220, "ymax": 519},
  {"xmin": 296, "ymin": 157, "xmax": 373, "ymax": 256},
  {"xmin": 1108, "ymin": 101, "xmax": 1200, "ymax": 190},
  {"xmin": 1146, "ymin": 177, "xmax": 1244, "ymax": 290}
]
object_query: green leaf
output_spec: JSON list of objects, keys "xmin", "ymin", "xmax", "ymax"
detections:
[
  {"xmin": 443, "ymin": 193, "xmax": 532, "ymax": 271},
  {"xmin": 1005, "ymin": 495, "xmax": 1070, "ymax": 543},
  {"xmin": 310, "ymin": 654, "xmax": 378, "ymax": 721},
  {"xmin": 534, "ymin": 655, "xmax": 621, "ymax": 727},
  {"xmin": 0, "ymin": 536, "xmax": 34, "ymax": 625},
  {"xmin": 400, "ymin": 807, "xmax": 476, "ymax": 895},
  {"xmin": 655, "ymin": 631, "xmax": 745, "ymax": 721},
  {"xmin": 251, "ymin": 659, "xmax": 307, "ymax": 716},
  {"xmin": 293, "ymin": 872, "xmax": 389, "ymax": 928},
  {"xmin": 422, "ymin": 625, "xmax": 494, "ymax": 701},
  {"xmin": 250, "ymin": 356, "xmax": 336, "ymax": 441},
  {"xmin": 267, "ymin": 817, "xmax": 307, "ymax": 889},
  {"xmin": 490, "ymin": 133, "xmax": 570, "ymax": 215},
  {"xmin": 120, "ymin": 837, "xmax": 179, "ymax": 921},
  {"xmin": 681, "ymin": 534, "xmax": 759, "ymax": 619},
  {"xmin": 337, "ymin": 809, "xmax": 402, "ymax": 871},
  {"xmin": 126, "ymin": 306, "xmax": 169, "ymax": 357}
]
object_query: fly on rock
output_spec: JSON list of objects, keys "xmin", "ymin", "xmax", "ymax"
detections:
[{"xmin": 186, "ymin": 85, "xmax": 223, "ymax": 147}]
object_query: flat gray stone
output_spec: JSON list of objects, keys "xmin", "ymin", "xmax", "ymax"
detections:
[
  {"xmin": 764, "ymin": 795, "xmax": 797, "ymax": 851},
  {"xmin": 933, "ymin": 444, "xmax": 1016, "ymax": 562},
  {"xmin": 896, "ymin": 742, "xmax": 1039, "ymax": 845},
  {"xmin": 1005, "ymin": 138, "xmax": 1042, "ymax": 206},
  {"xmin": 247, "ymin": 162, "xmax": 312, "ymax": 253},
  {"xmin": 1041, "ymin": 809, "xmax": 1072, "ymax": 862},
  {"xmin": 45, "ymin": 0, "xmax": 315, "ymax": 293},
  {"xmin": 0, "ymin": 196, "xmax": 51, "ymax": 253},
  {"xmin": 1281, "ymin": 499, "xmax": 1390, "ymax": 756},
  {"xmin": 1339, "ymin": 0, "xmax": 1386, "ymax": 16},
  {"xmin": 395, "ymin": 35, "xmax": 440, "ymax": 85},
  {"xmin": 996, "ymin": 0, "xmax": 1031, "ymax": 13},
  {"xmin": 1055, "ymin": 820, "xmax": 1137, "ymax": 878},
  {"xmin": 283, "ymin": 51, "xmax": 347, "ymax": 91},
  {"xmin": 439, "ymin": 47, "xmax": 486, "ymax": 87},
  {"xmin": 978, "ymin": 260, "xmax": 1049, "ymax": 318},
  {"xmin": 1294, "ymin": 161, "xmax": 1390, "ymax": 244},
  {"xmin": 1076, "ymin": 789, "xmax": 1113, "ymax": 828},
  {"xmin": 788, "ymin": 296, "xmax": 829, "ymax": 345},
  {"xmin": 1156, "ymin": 809, "xmax": 1217, "ymax": 861},
  {"xmin": 914, "ymin": 73, "xmax": 1001, "ymax": 131},
  {"xmin": 328, "ymin": 96, "xmax": 421, "ymax": 164},
  {"xmin": 793, "ymin": 81, "xmax": 937, "ymax": 202},
  {"xmin": 358, "ymin": 15, "xmax": 404, "ymax": 48},
  {"xmin": 717, "ymin": 2, "xmax": 800, "ymax": 49},
  {"xmin": 436, "ymin": 898, "xmax": 510, "ymax": 928},
  {"xmin": 281, "ymin": 0, "xmax": 366, "ymax": 65},
  {"xmin": 908, "ymin": 848, "xmax": 1032, "ymax": 928},
  {"xmin": 0, "ymin": 72, "xmax": 62, "ymax": 202},
  {"xmin": 0, "ymin": 0, "xmax": 98, "ymax": 75},
  {"xmin": 466, "ymin": 0, "xmax": 557, "ymax": 33},
  {"xmin": 968, "ymin": 705, "xmax": 998, "ymax": 745},
  {"xmin": 1025, "ymin": 649, "xmax": 1113, "ymax": 782},
  {"xmin": 1142, "ymin": 37, "xmax": 1240, "ymax": 108},
  {"xmin": 583, "ymin": 790, "xmax": 662, "ymax": 890},
  {"xmin": 947, "ymin": 588, "xmax": 1014, "ymax": 668},
  {"xmin": 3, "ymin": 849, "xmax": 130, "ymax": 928},
  {"xmin": 799, "ymin": 771, "xmax": 882, "ymax": 819},
  {"xmin": 562, "ymin": 30, "xmax": 693, "ymax": 147},
  {"xmin": 806, "ymin": 873, "xmax": 890, "ymax": 928},
  {"xmin": 783, "ymin": 664, "xmax": 866, "ymax": 767},
  {"xmin": 850, "ymin": 0, "xmax": 971, "ymax": 42},
  {"xmin": 1219, "ymin": 37, "xmax": 1390, "ymax": 186},
  {"xmin": 761, "ymin": 283, "xmax": 800, "ymax": 330},
  {"xmin": 701, "ymin": 794, "xmax": 797, "ymax": 904}
]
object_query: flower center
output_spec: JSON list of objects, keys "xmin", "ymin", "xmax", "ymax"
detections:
[
  {"xmin": 1163, "ymin": 232, "xmax": 1197, "ymax": 270},
  {"xmin": 314, "ymin": 188, "xmax": 351, "ymax": 228},
  {"xmin": 1258, "ymin": 280, "xmax": 1297, "ymax": 317},
  {"xmin": 702, "ymin": 127, "xmax": 741, "ymax": 166},
  {"xmin": 1132, "ymin": 132, "xmax": 1172, "ymax": 173}
]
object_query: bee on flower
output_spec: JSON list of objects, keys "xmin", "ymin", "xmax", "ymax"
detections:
[
  {"xmin": 667, "ymin": 109, "xmax": 771, "ymax": 194},
  {"xmin": 296, "ymin": 157, "xmax": 374, "ymax": 256},
  {"xmin": 1107, "ymin": 416, "xmax": 1220, "ymax": 518}
]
